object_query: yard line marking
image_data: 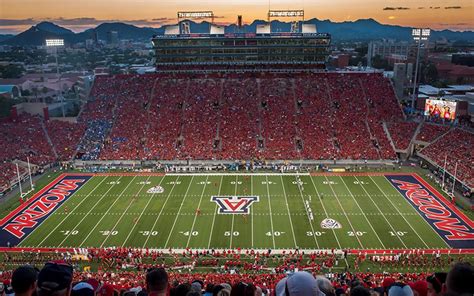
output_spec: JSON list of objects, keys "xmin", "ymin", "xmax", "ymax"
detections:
[
  {"xmin": 186, "ymin": 175, "xmax": 209, "ymax": 248},
  {"xmin": 142, "ymin": 176, "xmax": 181, "ymax": 248},
  {"xmin": 349, "ymin": 176, "xmax": 406, "ymax": 248},
  {"xmin": 100, "ymin": 176, "xmax": 153, "ymax": 247},
  {"xmin": 280, "ymin": 176, "xmax": 299, "ymax": 248},
  {"xmin": 78, "ymin": 176, "xmax": 137, "ymax": 246},
  {"xmin": 251, "ymin": 175, "xmax": 254, "ymax": 248},
  {"xmin": 324, "ymin": 176, "xmax": 364, "ymax": 249},
  {"xmin": 290, "ymin": 175, "xmax": 319, "ymax": 249},
  {"xmin": 338, "ymin": 177, "xmax": 386, "ymax": 248},
  {"xmin": 307, "ymin": 176, "xmax": 342, "ymax": 250},
  {"xmin": 164, "ymin": 176, "xmax": 195, "ymax": 248},
  {"xmin": 369, "ymin": 176, "xmax": 435, "ymax": 248},
  {"xmin": 36, "ymin": 176, "xmax": 108, "ymax": 247},
  {"xmin": 58, "ymin": 176, "xmax": 125, "ymax": 247},
  {"xmin": 264, "ymin": 175, "xmax": 276, "ymax": 249},
  {"xmin": 207, "ymin": 176, "xmax": 224, "ymax": 249},
  {"xmin": 229, "ymin": 175, "xmax": 238, "ymax": 249}
]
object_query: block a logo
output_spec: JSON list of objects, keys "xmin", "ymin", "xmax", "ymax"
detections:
[{"xmin": 211, "ymin": 196, "xmax": 259, "ymax": 214}]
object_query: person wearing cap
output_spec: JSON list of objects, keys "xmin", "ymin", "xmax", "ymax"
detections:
[
  {"xmin": 146, "ymin": 268, "xmax": 168, "ymax": 296},
  {"xmin": 275, "ymin": 271, "xmax": 325, "ymax": 296},
  {"xmin": 315, "ymin": 276, "xmax": 335, "ymax": 296},
  {"xmin": 387, "ymin": 283, "xmax": 413, "ymax": 296},
  {"xmin": 12, "ymin": 265, "xmax": 38, "ymax": 296},
  {"xmin": 71, "ymin": 282, "xmax": 94, "ymax": 296},
  {"xmin": 36, "ymin": 262, "xmax": 73, "ymax": 296}
]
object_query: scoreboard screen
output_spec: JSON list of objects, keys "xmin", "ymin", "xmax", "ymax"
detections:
[{"xmin": 424, "ymin": 98, "xmax": 457, "ymax": 121}]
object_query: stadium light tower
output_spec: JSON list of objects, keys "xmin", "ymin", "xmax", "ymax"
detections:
[
  {"xmin": 45, "ymin": 39, "xmax": 65, "ymax": 117},
  {"xmin": 411, "ymin": 28, "xmax": 430, "ymax": 113}
]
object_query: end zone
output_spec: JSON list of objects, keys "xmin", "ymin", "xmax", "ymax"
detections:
[
  {"xmin": 386, "ymin": 174, "xmax": 474, "ymax": 249},
  {"xmin": 0, "ymin": 174, "xmax": 91, "ymax": 247}
]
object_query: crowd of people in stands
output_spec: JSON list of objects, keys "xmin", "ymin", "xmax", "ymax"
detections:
[
  {"xmin": 0, "ymin": 249, "xmax": 472, "ymax": 296},
  {"xmin": 77, "ymin": 72, "xmax": 407, "ymax": 162},
  {"xmin": 0, "ymin": 162, "xmax": 26, "ymax": 193},
  {"xmin": 386, "ymin": 122, "xmax": 419, "ymax": 151},
  {"xmin": 0, "ymin": 72, "xmax": 473, "ymax": 190},
  {"xmin": 420, "ymin": 129, "xmax": 474, "ymax": 188},
  {"xmin": 46, "ymin": 120, "xmax": 86, "ymax": 161},
  {"xmin": 415, "ymin": 124, "xmax": 451, "ymax": 144},
  {"xmin": 0, "ymin": 115, "xmax": 55, "ymax": 166}
]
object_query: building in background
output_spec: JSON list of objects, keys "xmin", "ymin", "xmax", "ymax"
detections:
[{"xmin": 107, "ymin": 31, "xmax": 119, "ymax": 46}]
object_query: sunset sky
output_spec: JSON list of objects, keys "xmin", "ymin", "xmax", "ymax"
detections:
[{"xmin": 0, "ymin": 0, "xmax": 473, "ymax": 34}]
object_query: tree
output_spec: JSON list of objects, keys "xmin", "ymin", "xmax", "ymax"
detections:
[
  {"xmin": 0, "ymin": 64, "xmax": 24, "ymax": 78},
  {"xmin": 422, "ymin": 62, "xmax": 438, "ymax": 84},
  {"xmin": 371, "ymin": 55, "xmax": 389, "ymax": 70}
]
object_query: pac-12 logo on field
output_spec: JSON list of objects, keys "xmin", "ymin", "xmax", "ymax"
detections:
[
  {"xmin": 321, "ymin": 218, "xmax": 342, "ymax": 229},
  {"xmin": 147, "ymin": 186, "xmax": 164, "ymax": 194},
  {"xmin": 211, "ymin": 196, "xmax": 259, "ymax": 214}
]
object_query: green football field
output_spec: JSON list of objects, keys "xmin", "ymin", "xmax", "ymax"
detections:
[{"xmin": 15, "ymin": 173, "xmax": 452, "ymax": 250}]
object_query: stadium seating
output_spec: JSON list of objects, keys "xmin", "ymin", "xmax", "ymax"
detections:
[
  {"xmin": 0, "ymin": 114, "xmax": 55, "ymax": 166},
  {"xmin": 386, "ymin": 121, "xmax": 419, "ymax": 150},
  {"xmin": 2, "ymin": 72, "xmax": 461, "ymax": 165},
  {"xmin": 219, "ymin": 78, "xmax": 260, "ymax": 159},
  {"xmin": 1, "ymin": 249, "xmax": 469, "ymax": 294},
  {"xmin": 45, "ymin": 120, "xmax": 86, "ymax": 161},
  {"xmin": 416, "ymin": 123, "xmax": 451, "ymax": 143},
  {"xmin": 0, "ymin": 162, "xmax": 26, "ymax": 193},
  {"xmin": 420, "ymin": 128, "xmax": 474, "ymax": 187}
]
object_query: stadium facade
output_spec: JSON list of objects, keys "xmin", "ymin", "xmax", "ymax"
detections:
[{"xmin": 152, "ymin": 20, "xmax": 331, "ymax": 70}]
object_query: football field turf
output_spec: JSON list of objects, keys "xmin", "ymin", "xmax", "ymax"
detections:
[{"xmin": 2, "ymin": 172, "xmax": 473, "ymax": 251}]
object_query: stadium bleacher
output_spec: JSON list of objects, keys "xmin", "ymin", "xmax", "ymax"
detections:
[
  {"xmin": 386, "ymin": 121, "xmax": 419, "ymax": 151},
  {"xmin": 1, "ymin": 72, "xmax": 473, "ymax": 188},
  {"xmin": 420, "ymin": 128, "xmax": 474, "ymax": 187},
  {"xmin": 416, "ymin": 123, "xmax": 451, "ymax": 143}
]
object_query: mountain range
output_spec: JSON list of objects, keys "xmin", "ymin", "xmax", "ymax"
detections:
[{"xmin": 1, "ymin": 19, "xmax": 474, "ymax": 46}]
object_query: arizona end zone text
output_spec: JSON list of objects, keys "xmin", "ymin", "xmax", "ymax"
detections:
[
  {"xmin": 386, "ymin": 175, "xmax": 474, "ymax": 249},
  {"xmin": 0, "ymin": 175, "xmax": 91, "ymax": 246}
]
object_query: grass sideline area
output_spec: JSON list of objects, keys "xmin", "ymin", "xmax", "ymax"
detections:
[
  {"xmin": 2, "ymin": 172, "xmax": 472, "ymax": 252},
  {"xmin": 1, "ymin": 251, "xmax": 472, "ymax": 275}
]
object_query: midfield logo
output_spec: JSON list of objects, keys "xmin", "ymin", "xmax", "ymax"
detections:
[{"xmin": 211, "ymin": 196, "xmax": 259, "ymax": 214}]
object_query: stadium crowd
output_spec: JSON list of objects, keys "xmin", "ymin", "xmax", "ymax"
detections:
[
  {"xmin": 0, "ymin": 248, "xmax": 472, "ymax": 296},
  {"xmin": 415, "ymin": 124, "xmax": 451, "ymax": 144},
  {"xmin": 0, "ymin": 72, "xmax": 473, "ymax": 190},
  {"xmin": 420, "ymin": 129, "xmax": 474, "ymax": 188},
  {"xmin": 386, "ymin": 122, "xmax": 419, "ymax": 151}
]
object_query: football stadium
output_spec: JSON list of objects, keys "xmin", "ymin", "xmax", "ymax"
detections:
[{"xmin": 0, "ymin": 8, "xmax": 473, "ymax": 296}]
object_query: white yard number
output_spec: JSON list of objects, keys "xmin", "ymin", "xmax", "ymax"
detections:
[
  {"xmin": 323, "ymin": 181, "xmax": 336, "ymax": 185},
  {"xmin": 306, "ymin": 231, "xmax": 324, "ymax": 236},
  {"xmin": 108, "ymin": 181, "xmax": 121, "ymax": 185},
  {"xmin": 266, "ymin": 231, "xmax": 284, "ymax": 237},
  {"xmin": 230, "ymin": 181, "xmax": 242, "ymax": 185},
  {"xmin": 140, "ymin": 231, "xmax": 158, "ymax": 236},
  {"xmin": 61, "ymin": 230, "xmax": 78, "ymax": 235},
  {"xmin": 181, "ymin": 231, "xmax": 198, "ymax": 236},
  {"xmin": 198, "ymin": 181, "xmax": 211, "ymax": 185},
  {"xmin": 224, "ymin": 231, "xmax": 240, "ymax": 236},
  {"xmin": 168, "ymin": 181, "xmax": 181, "ymax": 184},
  {"xmin": 100, "ymin": 230, "xmax": 118, "ymax": 236},
  {"xmin": 138, "ymin": 181, "xmax": 151, "ymax": 185},
  {"xmin": 262, "ymin": 181, "xmax": 276, "ymax": 185},
  {"xmin": 390, "ymin": 231, "xmax": 407, "ymax": 236},
  {"xmin": 347, "ymin": 231, "xmax": 366, "ymax": 236},
  {"xmin": 353, "ymin": 181, "xmax": 369, "ymax": 185}
]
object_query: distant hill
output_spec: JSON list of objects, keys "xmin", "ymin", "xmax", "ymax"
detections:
[
  {"xmin": 75, "ymin": 22, "xmax": 158, "ymax": 43},
  {"xmin": 2, "ymin": 18, "xmax": 474, "ymax": 46},
  {"xmin": 0, "ymin": 35, "xmax": 14, "ymax": 43}
]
